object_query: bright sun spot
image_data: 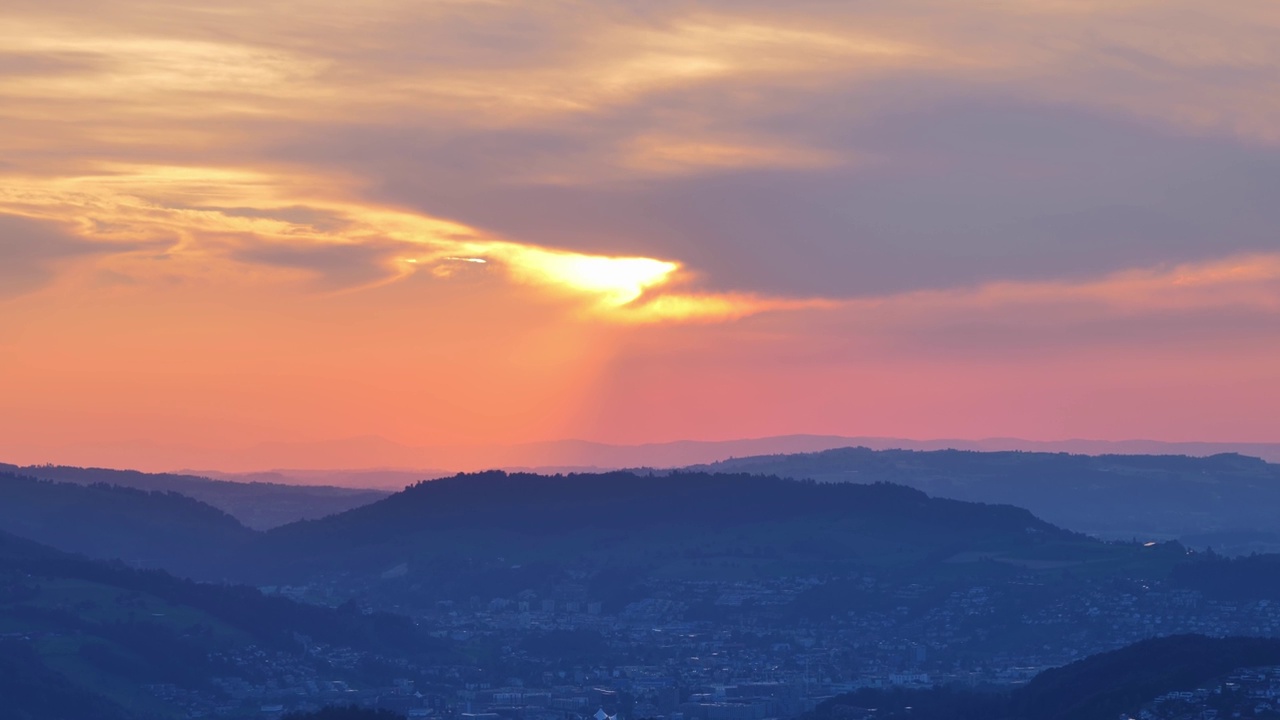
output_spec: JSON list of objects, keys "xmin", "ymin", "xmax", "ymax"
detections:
[{"xmin": 523, "ymin": 253, "xmax": 680, "ymax": 306}]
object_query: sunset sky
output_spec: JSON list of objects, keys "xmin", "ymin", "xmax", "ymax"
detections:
[{"xmin": 2, "ymin": 0, "xmax": 1278, "ymax": 470}]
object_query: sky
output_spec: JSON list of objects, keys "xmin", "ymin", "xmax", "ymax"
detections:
[{"xmin": 1, "ymin": 0, "xmax": 1278, "ymax": 470}]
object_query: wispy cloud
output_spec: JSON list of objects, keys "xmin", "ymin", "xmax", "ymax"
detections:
[
  {"xmin": 0, "ymin": 214, "xmax": 140, "ymax": 299},
  {"xmin": 0, "ymin": 162, "xmax": 819, "ymax": 321}
]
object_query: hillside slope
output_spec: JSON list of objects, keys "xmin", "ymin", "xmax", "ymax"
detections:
[
  {"xmin": 0, "ymin": 530, "xmax": 441, "ymax": 719},
  {"xmin": 809, "ymin": 634, "xmax": 1280, "ymax": 720},
  {"xmin": 0, "ymin": 470, "xmax": 252, "ymax": 577}
]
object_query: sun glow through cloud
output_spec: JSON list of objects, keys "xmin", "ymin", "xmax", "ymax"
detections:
[
  {"xmin": 499, "ymin": 252, "xmax": 679, "ymax": 307},
  {"xmin": 0, "ymin": 162, "xmax": 767, "ymax": 320}
]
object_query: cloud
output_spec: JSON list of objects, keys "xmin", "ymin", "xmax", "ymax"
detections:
[
  {"xmin": 0, "ymin": 214, "xmax": 131, "ymax": 299},
  {"xmin": 0, "ymin": 51, "xmax": 99, "ymax": 77},
  {"xmin": 0, "ymin": 163, "xmax": 822, "ymax": 321},
  {"xmin": 318, "ymin": 90, "xmax": 1278, "ymax": 300},
  {"xmin": 232, "ymin": 241, "xmax": 405, "ymax": 291},
  {"xmin": 2, "ymin": 0, "xmax": 1279, "ymax": 316},
  {"xmin": 4, "ymin": 0, "xmax": 1280, "ymax": 451},
  {"xmin": 802, "ymin": 252, "xmax": 1280, "ymax": 360},
  {"xmin": 619, "ymin": 134, "xmax": 841, "ymax": 177}
]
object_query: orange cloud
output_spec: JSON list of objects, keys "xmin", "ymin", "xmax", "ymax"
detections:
[
  {"xmin": 891, "ymin": 254, "xmax": 1280, "ymax": 315},
  {"xmin": 621, "ymin": 134, "xmax": 842, "ymax": 176},
  {"xmin": 0, "ymin": 162, "xmax": 827, "ymax": 322}
]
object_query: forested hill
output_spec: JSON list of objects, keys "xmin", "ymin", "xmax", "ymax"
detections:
[
  {"xmin": 808, "ymin": 634, "xmax": 1280, "ymax": 720},
  {"xmin": 0, "ymin": 466, "xmax": 1195, "ymax": 589},
  {"xmin": 0, "ymin": 529, "xmax": 427, "ymax": 652},
  {"xmin": 687, "ymin": 448, "xmax": 1280, "ymax": 547},
  {"xmin": 270, "ymin": 470, "xmax": 1063, "ymax": 540},
  {"xmin": 243, "ymin": 470, "xmax": 1121, "ymax": 585},
  {"xmin": 0, "ymin": 470, "xmax": 252, "ymax": 576},
  {"xmin": 0, "ymin": 462, "xmax": 389, "ymax": 530},
  {"xmin": 0, "ymin": 467, "xmax": 1111, "ymax": 587},
  {"xmin": 0, "ymin": 529, "xmax": 443, "ymax": 719}
]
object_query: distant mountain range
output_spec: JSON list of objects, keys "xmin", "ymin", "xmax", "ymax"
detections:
[
  {"xmin": 687, "ymin": 448, "xmax": 1280, "ymax": 551},
  {"xmin": 0, "ymin": 469, "xmax": 251, "ymax": 574},
  {"xmin": 0, "ymin": 463, "xmax": 389, "ymax": 530},
  {"xmin": 8, "ymin": 447, "xmax": 1280, "ymax": 585},
  {"xmin": 190, "ymin": 467, "xmax": 442, "ymax": 492},
  {"xmin": 11, "ymin": 433, "xmax": 1280, "ymax": 476},
  {"xmin": 0, "ymin": 466, "xmax": 1169, "ymax": 588}
]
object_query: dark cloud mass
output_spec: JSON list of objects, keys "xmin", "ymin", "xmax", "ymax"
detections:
[
  {"xmin": 0, "ymin": 215, "xmax": 114, "ymax": 299},
  {"xmin": 278, "ymin": 92, "xmax": 1280, "ymax": 298}
]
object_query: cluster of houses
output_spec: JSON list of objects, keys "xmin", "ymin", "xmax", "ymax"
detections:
[
  {"xmin": 1129, "ymin": 666, "xmax": 1280, "ymax": 720},
  {"xmin": 141, "ymin": 572, "xmax": 1280, "ymax": 718}
]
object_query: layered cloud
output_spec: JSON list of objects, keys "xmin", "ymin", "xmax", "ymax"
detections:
[
  {"xmin": 0, "ymin": 0, "xmax": 1277, "ymax": 458},
  {"xmin": 4, "ymin": 0, "xmax": 1278, "ymax": 304},
  {"xmin": 0, "ymin": 162, "xmax": 800, "ymax": 321},
  {"xmin": 0, "ymin": 214, "xmax": 135, "ymax": 299}
]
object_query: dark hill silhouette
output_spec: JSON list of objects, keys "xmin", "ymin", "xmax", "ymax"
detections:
[
  {"xmin": 0, "ymin": 470, "xmax": 252, "ymax": 577},
  {"xmin": 268, "ymin": 469, "xmax": 1065, "ymax": 539},
  {"xmin": 809, "ymin": 634, "xmax": 1280, "ymax": 720},
  {"xmin": 242, "ymin": 470, "xmax": 1142, "ymax": 588},
  {"xmin": 0, "ymin": 462, "xmax": 389, "ymax": 530},
  {"xmin": 688, "ymin": 448, "xmax": 1280, "ymax": 549},
  {"xmin": 1169, "ymin": 552, "xmax": 1280, "ymax": 601}
]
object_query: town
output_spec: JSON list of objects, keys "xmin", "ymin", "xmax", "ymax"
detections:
[{"xmin": 112, "ymin": 570, "xmax": 1280, "ymax": 719}]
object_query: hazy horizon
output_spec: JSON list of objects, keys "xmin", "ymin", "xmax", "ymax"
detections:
[{"xmin": 6, "ymin": 433, "xmax": 1280, "ymax": 483}]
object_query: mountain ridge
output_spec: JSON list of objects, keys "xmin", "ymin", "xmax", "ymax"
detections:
[
  {"xmin": 685, "ymin": 447, "xmax": 1280, "ymax": 550},
  {"xmin": 10, "ymin": 434, "xmax": 1280, "ymax": 476},
  {"xmin": 230, "ymin": 469, "xmax": 1176, "ymax": 594},
  {"xmin": 0, "ymin": 463, "xmax": 391, "ymax": 530}
]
